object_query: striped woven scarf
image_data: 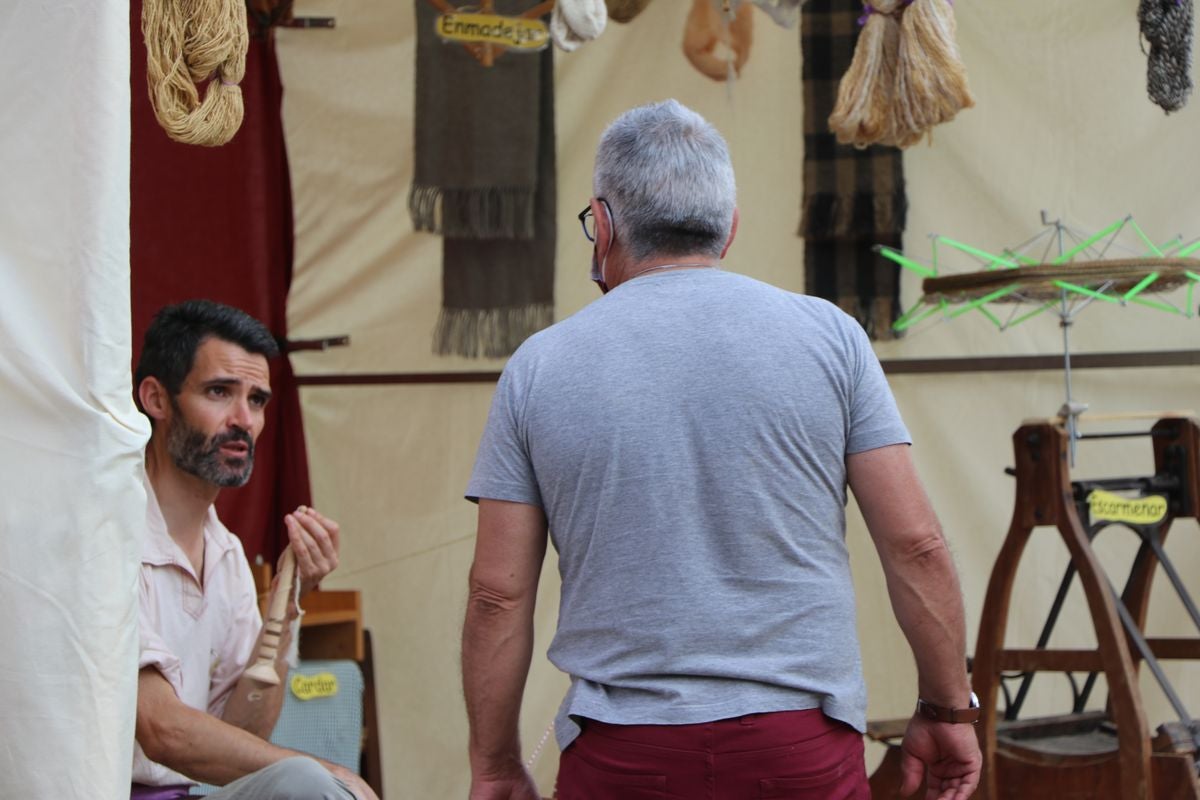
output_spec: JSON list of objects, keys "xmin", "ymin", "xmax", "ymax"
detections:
[
  {"xmin": 410, "ymin": 1, "xmax": 556, "ymax": 358},
  {"xmin": 800, "ymin": 0, "xmax": 906, "ymax": 340}
]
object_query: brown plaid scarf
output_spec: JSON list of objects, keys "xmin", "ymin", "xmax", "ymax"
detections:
[
  {"xmin": 800, "ymin": 0, "xmax": 906, "ymax": 340},
  {"xmin": 411, "ymin": 0, "xmax": 556, "ymax": 358}
]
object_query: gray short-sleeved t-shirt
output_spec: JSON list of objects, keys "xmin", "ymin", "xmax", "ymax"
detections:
[{"xmin": 466, "ymin": 268, "xmax": 910, "ymax": 750}]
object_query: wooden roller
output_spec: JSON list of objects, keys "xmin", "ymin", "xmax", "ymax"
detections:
[{"xmin": 244, "ymin": 547, "xmax": 296, "ymax": 685}]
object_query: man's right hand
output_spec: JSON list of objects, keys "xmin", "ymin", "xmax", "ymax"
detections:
[
  {"xmin": 899, "ymin": 713, "xmax": 981, "ymax": 800},
  {"xmin": 469, "ymin": 764, "xmax": 542, "ymax": 800}
]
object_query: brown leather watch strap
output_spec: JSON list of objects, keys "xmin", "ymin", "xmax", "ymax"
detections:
[{"xmin": 916, "ymin": 692, "xmax": 981, "ymax": 724}]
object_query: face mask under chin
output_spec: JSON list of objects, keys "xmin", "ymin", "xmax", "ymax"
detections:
[{"xmin": 591, "ymin": 250, "xmax": 609, "ymax": 294}]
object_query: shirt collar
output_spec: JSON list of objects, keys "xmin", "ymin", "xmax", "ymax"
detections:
[{"xmin": 141, "ymin": 468, "xmax": 241, "ymax": 574}]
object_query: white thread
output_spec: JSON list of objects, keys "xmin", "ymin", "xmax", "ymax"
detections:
[
  {"xmin": 287, "ymin": 563, "xmax": 305, "ymax": 670},
  {"xmin": 525, "ymin": 720, "xmax": 555, "ymax": 769}
]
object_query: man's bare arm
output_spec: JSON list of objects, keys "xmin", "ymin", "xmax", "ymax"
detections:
[
  {"xmin": 848, "ymin": 444, "xmax": 969, "ymax": 705},
  {"xmin": 461, "ymin": 499, "xmax": 548, "ymax": 799},
  {"xmin": 219, "ymin": 597, "xmax": 296, "ymax": 737},
  {"xmin": 136, "ymin": 668, "xmax": 378, "ymax": 799},
  {"xmin": 848, "ymin": 444, "xmax": 980, "ymax": 800}
]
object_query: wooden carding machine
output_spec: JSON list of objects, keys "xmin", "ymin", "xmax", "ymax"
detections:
[{"xmin": 971, "ymin": 416, "xmax": 1200, "ymax": 799}]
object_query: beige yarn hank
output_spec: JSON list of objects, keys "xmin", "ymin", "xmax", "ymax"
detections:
[
  {"xmin": 683, "ymin": 0, "xmax": 755, "ymax": 82},
  {"xmin": 827, "ymin": 0, "xmax": 903, "ymax": 147},
  {"xmin": 894, "ymin": 0, "xmax": 973, "ymax": 142},
  {"xmin": 829, "ymin": 0, "xmax": 973, "ymax": 149},
  {"xmin": 142, "ymin": 0, "xmax": 249, "ymax": 147}
]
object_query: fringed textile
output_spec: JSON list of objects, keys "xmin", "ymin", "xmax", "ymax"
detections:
[
  {"xmin": 801, "ymin": 0, "xmax": 906, "ymax": 341},
  {"xmin": 805, "ymin": 235, "xmax": 903, "ymax": 341},
  {"xmin": 411, "ymin": 0, "xmax": 557, "ymax": 358},
  {"xmin": 410, "ymin": 0, "xmax": 545, "ymax": 240}
]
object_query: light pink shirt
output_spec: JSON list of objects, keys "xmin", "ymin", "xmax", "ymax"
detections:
[{"xmin": 133, "ymin": 473, "xmax": 262, "ymax": 787}]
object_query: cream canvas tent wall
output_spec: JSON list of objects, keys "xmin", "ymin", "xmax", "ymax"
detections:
[
  {"xmin": 280, "ymin": 1, "xmax": 1200, "ymax": 796},
  {"xmin": 3, "ymin": 0, "xmax": 1200, "ymax": 797}
]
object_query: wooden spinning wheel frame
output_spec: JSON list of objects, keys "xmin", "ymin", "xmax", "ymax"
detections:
[{"xmin": 969, "ymin": 417, "xmax": 1200, "ymax": 799}]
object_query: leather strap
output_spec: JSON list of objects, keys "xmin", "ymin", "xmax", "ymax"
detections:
[{"xmin": 916, "ymin": 692, "xmax": 981, "ymax": 724}]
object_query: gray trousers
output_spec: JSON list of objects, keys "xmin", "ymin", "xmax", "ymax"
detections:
[{"xmin": 198, "ymin": 757, "xmax": 356, "ymax": 800}]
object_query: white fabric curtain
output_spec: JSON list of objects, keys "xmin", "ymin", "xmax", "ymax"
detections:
[{"xmin": 0, "ymin": 2, "xmax": 149, "ymax": 796}]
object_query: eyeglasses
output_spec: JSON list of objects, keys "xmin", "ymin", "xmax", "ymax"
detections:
[{"xmin": 577, "ymin": 198, "xmax": 611, "ymax": 243}]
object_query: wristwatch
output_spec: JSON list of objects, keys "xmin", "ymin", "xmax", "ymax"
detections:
[{"xmin": 916, "ymin": 691, "xmax": 981, "ymax": 724}]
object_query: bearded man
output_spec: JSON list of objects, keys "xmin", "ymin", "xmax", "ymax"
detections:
[{"xmin": 131, "ymin": 300, "xmax": 376, "ymax": 800}]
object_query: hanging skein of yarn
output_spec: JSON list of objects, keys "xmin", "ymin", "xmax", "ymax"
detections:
[
  {"xmin": 683, "ymin": 0, "xmax": 755, "ymax": 82},
  {"xmin": 607, "ymin": 0, "xmax": 655, "ymax": 23},
  {"xmin": 552, "ymin": 0, "xmax": 608, "ymax": 51},
  {"xmin": 828, "ymin": 0, "xmax": 902, "ymax": 146},
  {"xmin": 141, "ymin": 0, "xmax": 249, "ymax": 147},
  {"xmin": 894, "ymin": 0, "xmax": 973, "ymax": 143},
  {"xmin": 829, "ymin": 0, "xmax": 973, "ymax": 149},
  {"xmin": 1139, "ymin": 0, "xmax": 1193, "ymax": 113}
]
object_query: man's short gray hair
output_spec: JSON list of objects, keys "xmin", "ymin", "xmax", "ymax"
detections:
[{"xmin": 593, "ymin": 100, "xmax": 736, "ymax": 261}]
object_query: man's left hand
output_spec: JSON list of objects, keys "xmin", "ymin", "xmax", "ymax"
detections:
[
  {"xmin": 284, "ymin": 505, "xmax": 341, "ymax": 595},
  {"xmin": 898, "ymin": 712, "xmax": 981, "ymax": 800},
  {"xmin": 468, "ymin": 765, "xmax": 542, "ymax": 800}
]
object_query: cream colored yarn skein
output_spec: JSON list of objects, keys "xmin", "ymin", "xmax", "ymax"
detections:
[
  {"xmin": 827, "ymin": 0, "xmax": 903, "ymax": 147},
  {"xmin": 894, "ymin": 0, "xmax": 974, "ymax": 143},
  {"xmin": 829, "ymin": 0, "xmax": 973, "ymax": 149},
  {"xmin": 142, "ymin": 0, "xmax": 249, "ymax": 147}
]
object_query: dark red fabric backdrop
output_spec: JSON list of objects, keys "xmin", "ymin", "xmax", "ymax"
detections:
[{"xmin": 130, "ymin": 4, "xmax": 310, "ymax": 563}]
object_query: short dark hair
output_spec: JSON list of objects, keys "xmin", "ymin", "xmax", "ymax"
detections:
[{"xmin": 135, "ymin": 300, "xmax": 280, "ymax": 403}]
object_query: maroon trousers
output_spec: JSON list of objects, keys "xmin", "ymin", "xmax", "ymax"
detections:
[{"xmin": 555, "ymin": 709, "xmax": 870, "ymax": 799}]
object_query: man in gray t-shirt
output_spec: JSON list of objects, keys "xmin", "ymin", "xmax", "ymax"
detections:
[{"xmin": 461, "ymin": 100, "xmax": 981, "ymax": 800}]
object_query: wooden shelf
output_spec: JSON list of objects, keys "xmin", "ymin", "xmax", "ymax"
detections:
[{"xmin": 298, "ymin": 589, "xmax": 363, "ymax": 661}]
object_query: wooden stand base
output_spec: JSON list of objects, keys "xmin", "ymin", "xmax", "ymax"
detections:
[{"xmin": 869, "ymin": 416, "xmax": 1200, "ymax": 799}]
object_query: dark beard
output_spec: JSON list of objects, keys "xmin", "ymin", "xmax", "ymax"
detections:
[{"xmin": 166, "ymin": 414, "xmax": 255, "ymax": 488}]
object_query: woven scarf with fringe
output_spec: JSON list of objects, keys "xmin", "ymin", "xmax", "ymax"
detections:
[
  {"xmin": 411, "ymin": 0, "xmax": 556, "ymax": 358},
  {"xmin": 800, "ymin": 0, "xmax": 906, "ymax": 340}
]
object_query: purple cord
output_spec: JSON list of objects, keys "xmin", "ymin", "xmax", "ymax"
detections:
[{"xmin": 858, "ymin": 0, "xmax": 949, "ymax": 26}]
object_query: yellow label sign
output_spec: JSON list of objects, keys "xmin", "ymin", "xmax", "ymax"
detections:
[
  {"xmin": 290, "ymin": 672, "xmax": 339, "ymax": 701},
  {"xmin": 436, "ymin": 13, "xmax": 549, "ymax": 50},
  {"xmin": 1087, "ymin": 490, "xmax": 1167, "ymax": 525}
]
